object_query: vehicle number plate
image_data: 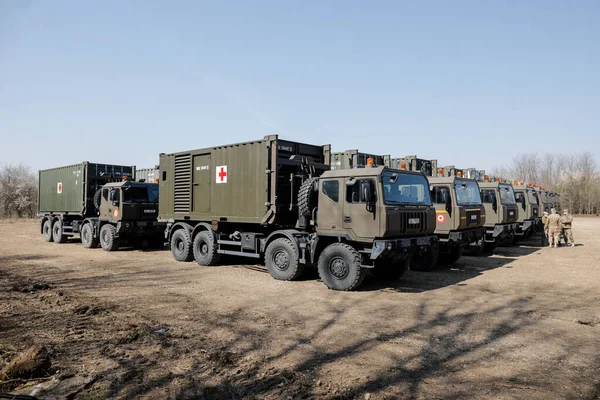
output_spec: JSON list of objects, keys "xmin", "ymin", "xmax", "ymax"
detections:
[
  {"xmin": 471, "ymin": 215, "xmax": 477, "ymax": 220},
  {"xmin": 509, "ymin": 212, "xmax": 514, "ymax": 216},
  {"xmin": 408, "ymin": 218, "xmax": 420, "ymax": 224}
]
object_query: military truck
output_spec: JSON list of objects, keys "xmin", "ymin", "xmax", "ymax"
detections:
[
  {"xmin": 535, "ymin": 187, "xmax": 552, "ymax": 214},
  {"xmin": 426, "ymin": 175, "xmax": 486, "ymax": 265},
  {"xmin": 39, "ymin": 162, "xmax": 164, "ymax": 251},
  {"xmin": 477, "ymin": 178, "xmax": 519, "ymax": 252},
  {"xmin": 330, "ymin": 150, "xmax": 390, "ymax": 170},
  {"xmin": 158, "ymin": 135, "xmax": 438, "ymax": 291},
  {"xmin": 512, "ymin": 181, "xmax": 540, "ymax": 241}
]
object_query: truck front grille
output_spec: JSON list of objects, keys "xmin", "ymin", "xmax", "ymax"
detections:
[
  {"xmin": 466, "ymin": 209, "xmax": 481, "ymax": 226},
  {"xmin": 400, "ymin": 211, "xmax": 428, "ymax": 233},
  {"xmin": 174, "ymin": 155, "xmax": 191, "ymax": 213}
]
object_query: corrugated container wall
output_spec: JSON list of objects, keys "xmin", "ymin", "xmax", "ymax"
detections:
[
  {"xmin": 38, "ymin": 162, "xmax": 134, "ymax": 216},
  {"xmin": 159, "ymin": 135, "xmax": 330, "ymax": 226},
  {"xmin": 135, "ymin": 168, "xmax": 160, "ymax": 183},
  {"xmin": 329, "ymin": 150, "xmax": 390, "ymax": 170}
]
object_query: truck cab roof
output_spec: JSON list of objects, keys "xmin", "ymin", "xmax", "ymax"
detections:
[
  {"xmin": 428, "ymin": 176, "xmax": 478, "ymax": 185},
  {"xmin": 102, "ymin": 181, "xmax": 158, "ymax": 189},
  {"xmin": 320, "ymin": 165, "xmax": 424, "ymax": 179}
]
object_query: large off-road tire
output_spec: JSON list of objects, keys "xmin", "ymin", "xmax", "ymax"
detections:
[
  {"xmin": 372, "ymin": 258, "xmax": 409, "ymax": 280},
  {"xmin": 317, "ymin": 243, "xmax": 365, "ymax": 291},
  {"xmin": 52, "ymin": 220, "xmax": 67, "ymax": 243},
  {"xmin": 99, "ymin": 224, "xmax": 120, "ymax": 251},
  {"xmin": 410, "ymin": 241, "xmax": 440, "ymax": 272},
  {"xmin": 298, "ymin": 177, "xmax": 319, "ymax": 218},
  {"xmin": 445, "ymin": 245, "xmax": 463, "ymax": 265},
  {"xmin": 265, "ymin": 238, "xmax": 304, "ymax": 281},
  {"xmin": 81, "ymin": 223, "xmax": 99, "ymax": 249},
  {"xmin": 42, "ymin": 220, "xmax": 54, "ymax": 242},
  {"xmin": 467, "ymin": 238, "xmax": 485, "ymax": 256},
  {"xmin": 93, "ymin": 189, "xmax": 102, "ymax": 210},
  {"xmin": 170, "ymin": 229, "xmax": 194, "ymax": 262},
  {"xmin": 193, "ymin": 230, "xmax": 221, "ymax": 266},
  {"xmin": 483, "ymin": 240, "xmax": 497, "ymax": 253}
]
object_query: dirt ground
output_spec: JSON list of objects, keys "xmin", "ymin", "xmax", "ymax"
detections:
[{"xmin": 1, "ymin": 219, "xmax": 599, "ymax": 400}]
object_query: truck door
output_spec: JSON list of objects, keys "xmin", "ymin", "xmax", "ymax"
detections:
[
  {"xmin": 431, "ymin": 185, "xmax": 453, "ymax": 232},
  {"xmin": 192, "ymin": 154, "xmax": 211, "ymax": 213},
  {"xmin": 343, "ymin": 178, "xmax": 379, "ymax": 240},
  {"xmin": 316, "ymin": 179, "xmax": 343, "ymax": 234}
]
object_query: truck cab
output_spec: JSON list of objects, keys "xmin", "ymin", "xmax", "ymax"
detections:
[
  {"xmin": 427, "ymin": 176, "xmax": 486, "ymax": 262},
  {"xmin": 313, "ymin": 165, "xmax": 438, "ymax": 287},
  {"xmin": 78, "ymin": 180, "xmax": 164, "ymax": 251},
  {"xmin": 478, "ymin": 180, "xmax": 519, "ymax": 251},
  {"xmin": 512, "ymin": 182, "xmax": 540, "ymax": 241}
]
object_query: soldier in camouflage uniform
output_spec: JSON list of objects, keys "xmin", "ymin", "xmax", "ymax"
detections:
[
  {"xmin": 546, "ymin": 208, "xmax": 561, "ymax": 248},
  {"xmin": 541, "ymin": 211, "xmax": 549, "ymax": 246},
  {"xmin": 560, "ymin": 209, "xmax": 575, "ymax": 246}
]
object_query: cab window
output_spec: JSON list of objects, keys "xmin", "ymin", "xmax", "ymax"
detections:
[
  {"xmin": 431, "ymin": 186, "xmax": 451, "ymax": 204},
  {"xmin": 346, "ymin": 179, "xmax": 375, "ymax": 203},
  {"xmin": 322, "ymin": 180, "xmax": 339, "ymax": 203},
  {"xmin": 481, "ymin": 189, "xmax": 496, "ymax": 204},
  {"xmin": 102, "ymin": 189, "xmax": 109, "ymax": 201}
]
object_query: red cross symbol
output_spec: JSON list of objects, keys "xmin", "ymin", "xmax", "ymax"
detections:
[
  {"xmin": 216, "ymin": 166, "xmax": 227, "ymax": 183},
  {"xmin": 57, "ymin": 182, "xmax": 63, "ymax": 193}
]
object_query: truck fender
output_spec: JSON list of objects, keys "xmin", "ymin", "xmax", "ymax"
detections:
[
  {"xmin": 191, "ymin": 222, "xmax": 214, "ymax": 240},
  {"xmin": 167, "ymin": 222, "xmax": 194, "ymax": 243},
  {"xmin": 264, "ymin": 230, "xmax": 302, "ymax": 255}
]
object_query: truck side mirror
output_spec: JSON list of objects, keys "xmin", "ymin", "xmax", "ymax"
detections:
[{"xmin": 361, "ymin": 181, "xmax": 375, "ymax": 213}]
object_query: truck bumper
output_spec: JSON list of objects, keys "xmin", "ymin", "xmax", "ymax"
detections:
[
  {"xmin": 516, "ymin": 219, "xmax": 534, "ymax": 236},
  {"xmin": 116, "ymin": 221, "xmax": 166, "ymax": 236},
  {"xmin": 443, "ymin": 228, "xmax": 485, "ymax": 247},
  {"xmin": 370, "ymin": 235, "xmax": 438, "ymax": 260},
  {"xmin": 485, "ymin": 223, "xmax": 518, "ymax": 242}
]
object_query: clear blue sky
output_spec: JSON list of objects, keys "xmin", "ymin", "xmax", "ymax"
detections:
[{"xmin": 1, "ymin": 1, "xmax": 599, "ymax": 172}]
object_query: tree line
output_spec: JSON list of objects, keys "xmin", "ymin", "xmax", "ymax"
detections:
[
  {"xmin": 0, "ymin": 164, "xmax": 38, "ymax": 218},
  {"xmin": 491, "ymin": 152, "xmax": 599, "ymax": 215}
]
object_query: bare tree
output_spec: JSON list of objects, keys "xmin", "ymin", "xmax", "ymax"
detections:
[{"xmin": 0, "ymin": 164, "xmax": 38, "ymax": 218}]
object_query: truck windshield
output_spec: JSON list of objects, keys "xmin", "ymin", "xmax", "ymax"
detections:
[
  {"xmin": 454, "ymin": 180, "xmax": 482, "ymax": 205},
  {"xmin": 382, "ymin": 171, "xmax": 432, "ymax": 206},
  {"xmin": 123, "ymin": 185, "xmax": 159, "ymax": 203},
  {"xmin": 499, "ymin": 184, "xmax": 516, "ymax": 205},
  {"xmin": 527, "ymin": 190, "xmax": 538, "ymax": 205}
]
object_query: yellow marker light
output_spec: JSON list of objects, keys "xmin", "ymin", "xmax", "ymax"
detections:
[
  {"xmin": 457, "ymin": 171, "xmax": 462, "ymax": 177},
  {"xmin": 367, "ymin": 157, "xmax": 374, "ymax": 165}
]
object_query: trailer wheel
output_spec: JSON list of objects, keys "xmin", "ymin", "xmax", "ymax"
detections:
[
  {"xmin": 265, "ymin": 238, "xmax": 304, "ymax": 281},
  {"xmin": 298, "ymin": 177, "xmax": 319, "ymax": 217},
  {"xmin": 317, "ymin": 243, "xmax": 365, "ymax": 291},
  {"xmin": 52, "ymin": 220, "xmax": 67, "ymax": 243},
  {"xmin": 81, "ymin": 223, "xmax": 99, "ymax": 249},
  {"xmin": 171, "ymin": 229, "xmax": 193, "ymax": 262},
  {"xmin": 193, "ymin": 230, "xmax": 221, "ymax": 266},
  {"xmin": 99, "ymin": 224, "xmax": 120, "ymax": 251},
  {"xmin": 410, "ymin": 241, "xmax": 440, "ymax": 272},
  {"xmin": 372, "ymin": 258, "xmax": 409, "ymax": 280},
  {"xmin": 43, "ymin": 220, "xmax": 54, "ymax": 242}
]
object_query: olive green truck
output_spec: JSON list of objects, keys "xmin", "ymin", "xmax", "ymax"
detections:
[
  {"xmin": 38, "ymin": 162, "xmax": 164, "ymax": 251},
  {"xmin": 158, "ymin": 135, "xmax": 438, "ymax": 291}
]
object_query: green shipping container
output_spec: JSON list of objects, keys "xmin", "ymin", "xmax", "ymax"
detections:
[
  {"xmin": 159, "ymin": 135, "xmax": 330, "ymax": 226},
  {"xmin": 38, "ymin": 162, "xmax": 135, "ymax": 217},
  {"xmin": 330, "ymin": 150, "xmax": 390, "ymax": 170}
]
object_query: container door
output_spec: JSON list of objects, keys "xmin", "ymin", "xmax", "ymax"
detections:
[{"xmin": 193, "ymin": 154, "xmax": 211, "ymax": 213}]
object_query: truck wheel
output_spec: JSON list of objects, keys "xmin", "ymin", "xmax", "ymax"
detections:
[
  {"xmin": 446, "ymin": 245, "xmax": 463, "ymax": 264},
  {"xmin": 265, "ymin": 238, "xmax": 304, "ymax": 281},
  {"xmin": 372, "ymin": 258, "xmax": 409, "ymax": 280},
  {"xmin": 99, "ymin": 224, "xmax": 120, "ymax": 251},
  {"xmin": 410, "ymin": 241, "xmax": 440, "ymax": 272},
  {"xmin": 193, "ymin": 230, "xmax": 221, "ymax": 266},
  {"xmin": 52, "ymin": 220, "xmax": 67, "ymax": 243},
  {"xmin": 298, "ymin": 177, "xmax": 319, "ymax": 218},
  {"xmin": 483, "ymin": 240, "xmax": 497, "ymax": 252},
  {"xmin": 43, "ymin": 220, "xmax": 54, "ymax": 242},
  {"xmin": 467, "ymin": 238, "xmax": 485, "ymax": 256},
  {"xmin": 318, "ymin": 243, "xmax": 365, "ymax": 291},
  {"xmin": 81, "ymin": 223, "xmax": 99, "ymax": 249},
  {"xmin": 171, "ymin": 229, "xmax": 193, "ymax": 262}
]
